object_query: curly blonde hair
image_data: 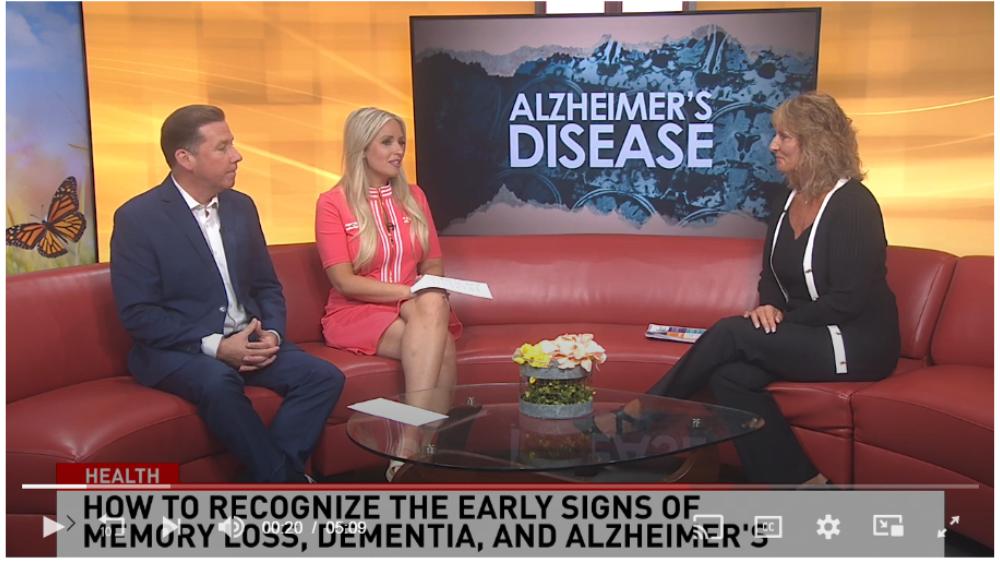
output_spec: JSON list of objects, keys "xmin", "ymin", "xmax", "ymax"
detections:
[{"xmin": 771, "ymin": 92, "xmax": 865, "ymax": 200}]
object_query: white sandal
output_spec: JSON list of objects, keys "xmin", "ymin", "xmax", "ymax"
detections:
[{"xmin": 385, "ymin": 460, "xmax": 405, "ymax": 482}]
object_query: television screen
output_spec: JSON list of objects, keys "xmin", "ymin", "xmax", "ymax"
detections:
[
  {"xmin": 6, "ymin": 1, "xmax": 98, "ymax": 273},
  {"xmin": 411, "ymin": 9, "xmax": 820, "ymax": 238}
]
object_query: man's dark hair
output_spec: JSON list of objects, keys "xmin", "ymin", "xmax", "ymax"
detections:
[{"xmin": 160, "ymin": 105, "xmax": 226, "ymax": 168}]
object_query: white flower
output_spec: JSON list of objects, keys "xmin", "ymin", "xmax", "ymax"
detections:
[{"xmin": 529, "ymin": 333, "xmax": 608, "ymax": 372}]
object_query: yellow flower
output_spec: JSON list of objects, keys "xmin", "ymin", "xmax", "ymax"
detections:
[
  {"xmin": 512, "ymin": 343, "xmax": 538, "ymax": 365},
  {"xmin": 529, "ymin": 376, "xmax": 537, "ymax": 385},
  {"xmin": 513, "ymin": 342, "xmax": 551, "ymax": 368},
  {"xmin": 527, "ymin": 353, "xmax": 550, "ymax": 368}
]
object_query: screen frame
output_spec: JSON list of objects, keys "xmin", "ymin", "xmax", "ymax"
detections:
[{"xmin": 409, "ymin": 7, "xmax": 823, "ymax": 187}]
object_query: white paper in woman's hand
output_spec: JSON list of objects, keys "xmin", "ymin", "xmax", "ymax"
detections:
[{"xmin": 410, "ymin": 274, "xmax": 493, "ymax": 299}]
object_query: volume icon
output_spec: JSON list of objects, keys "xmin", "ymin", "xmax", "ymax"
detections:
[{"xmin": 216, "ymin": 516, "xmax": 245, "ymax": 538}]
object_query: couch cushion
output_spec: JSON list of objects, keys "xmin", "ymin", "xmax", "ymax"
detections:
[
  {"xmin": 6, "ymin": 265, "xmax": 132, "ymax": 402},
  {"xmin": 441, "ymin": 235, "xmax": 760, "ymax": 328},
  {"xmin": 269, "ymin": 244, "xmax": 330, "ymax": 345},
  {"xmin": 852, "ymin": 365, "xmax": 993, "ymax": 485},
  {"xmin": 6, "ymin": 376, "xmax": 283, "ymax": 513},
  {"xmin": 769, "ymin": 381, "xmax": 873, "ymax": 433},
  {"xmin": 931, "ymin": 256, "xmax": 994, "ymax": 367},
  {"xmin": 891, "ymin": 357, "xmax": 927, "ymax": 375},
  {"xmin": 884, "ymin": 247, "xmax": 956, "ymax": 360},
  {"xmin": 7, "ymin": 377, "xmax": 282, "ymax": 463},
  {"xmin": 767, "ymin": 357, "xmax": 924, "ymax": 433}
]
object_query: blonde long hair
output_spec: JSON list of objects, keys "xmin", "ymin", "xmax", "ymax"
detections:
[
  {"xmin": 338, "ymin": 107, "xmax": 430, "ymax": 272},
  {"xmin": 772, "ymin": 92, "xmax": 865, "ymax": 200}
]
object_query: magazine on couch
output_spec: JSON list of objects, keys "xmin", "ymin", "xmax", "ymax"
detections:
[{"xmin": 645, "ymin": 323, "xmax": 706, "ymax": 343}]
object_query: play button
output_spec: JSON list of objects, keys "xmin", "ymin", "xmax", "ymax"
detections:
[
  {"xmin": 161, "ymin": 516, "xmax": 180, "ymax": 539},
  {"xmin": 42, "ymin": 516, "xmax": 75, "ymax": 538}
]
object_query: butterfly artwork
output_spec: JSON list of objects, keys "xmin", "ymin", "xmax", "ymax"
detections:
[{"xmin": 6, "ymin": 176, "xmax": 88, "ymax": 258}]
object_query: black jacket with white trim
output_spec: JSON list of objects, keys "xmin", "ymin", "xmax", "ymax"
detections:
[{"xmin": 758, "ymin": 178, "xmax": 900, "ymax": 377}]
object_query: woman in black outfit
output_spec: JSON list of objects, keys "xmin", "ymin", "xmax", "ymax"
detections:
[{"xmin": 643, "ymin": 92, "xmax": 900, "ymax": 484}]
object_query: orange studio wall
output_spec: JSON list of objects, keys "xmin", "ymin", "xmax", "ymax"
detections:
[
  {"xmin": 83, "ymin": 1, "xmax": 535, "ymax": 259},
  {"xmin": 701, "ymin": 1, "xmax": 993, "ymax": 256},
  {"xmin": 85, "ymin": 2, "xmax": 993, "ymax": 258}
]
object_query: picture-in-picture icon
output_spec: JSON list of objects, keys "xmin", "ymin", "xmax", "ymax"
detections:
[{"xmin": 873, "ymin": 514, "xmax": 904, "ymax": 537}]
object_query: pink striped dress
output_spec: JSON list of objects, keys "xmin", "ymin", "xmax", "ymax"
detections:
[{"xmin": 315, "ymin": 183, "xmax": 462, "ymax": 354}]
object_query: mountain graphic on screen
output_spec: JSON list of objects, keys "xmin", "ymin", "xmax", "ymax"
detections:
[{"xmin": 413, "ymin": 20, "xmax": 817, "ymax": 234}]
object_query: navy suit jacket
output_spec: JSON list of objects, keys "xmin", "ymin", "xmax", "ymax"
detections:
[{"xmin": 110, "ymin": 176, "xmax": 289, "ymax": 386}]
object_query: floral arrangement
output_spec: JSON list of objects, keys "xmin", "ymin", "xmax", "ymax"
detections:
[
  {"xmin": 514, "ymin": 334, "xmax": 607, "ymax": 412},
  {"xmin": 512, "ymin": 333, "xmax": 607, "ymax": 372}
]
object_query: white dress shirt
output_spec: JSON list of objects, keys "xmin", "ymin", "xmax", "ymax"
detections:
[{"xmin": 173, "ymin": 178, "xmax": 277, "ymax": 358}]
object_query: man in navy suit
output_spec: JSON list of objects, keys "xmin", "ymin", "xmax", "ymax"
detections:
[{"xmin": 111, "ymin": 105, "xmax": 344, "ymax": 483}]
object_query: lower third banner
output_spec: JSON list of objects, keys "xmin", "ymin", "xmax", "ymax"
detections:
[{"xmin": 54, "ymin": 490, "xmax": 944, "ymax": 556}]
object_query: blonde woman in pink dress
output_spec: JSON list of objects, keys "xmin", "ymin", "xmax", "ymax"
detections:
[{"xmin": 315, "ymin": 107, "xmax": 462, "ymax": 480}]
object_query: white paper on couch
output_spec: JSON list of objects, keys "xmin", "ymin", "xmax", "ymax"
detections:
[
  {"xmin": 347, "ymin": 398, "xmax": 448, "ymax": 426},
  {"xmin": 410, "ymin": 274, "xmax": 493, "ymax": 299}
]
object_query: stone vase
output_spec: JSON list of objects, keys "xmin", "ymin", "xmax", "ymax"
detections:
[{"xmin": 518, "ymin": 364, "xmax": 593, "ymax": 419}]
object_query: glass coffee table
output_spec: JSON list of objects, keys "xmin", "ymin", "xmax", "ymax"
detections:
[{"xmin": 346, "ymin": 383, "xmax": 761, "ymax": 482}]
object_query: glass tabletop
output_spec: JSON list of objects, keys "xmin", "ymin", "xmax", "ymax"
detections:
[{"xmin": 346, "ymin": 383, "xmax": 761, "ymax": 472}]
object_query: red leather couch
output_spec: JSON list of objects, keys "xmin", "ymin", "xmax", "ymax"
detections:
[{"xmin": 7, "ymin": 235, "xmax": 993, "ymax": 554}]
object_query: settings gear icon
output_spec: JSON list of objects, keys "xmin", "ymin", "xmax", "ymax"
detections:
[{"xmin": 816, "ymin": 514, "xmax": 841, "ymax": 540}]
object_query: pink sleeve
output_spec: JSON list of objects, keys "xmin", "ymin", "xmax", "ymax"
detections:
[
  {"xmin": 315, "ymin": 191, "xmax": 352, "ymax": 269},
  {"xmin": 413, "ymin": 184, "xmax": 442, "ymax": 260}
]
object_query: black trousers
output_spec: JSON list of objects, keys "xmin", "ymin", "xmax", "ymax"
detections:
[{"xmin": 648, "ymin": 316, "xmax": 886, "ymax": 484}]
